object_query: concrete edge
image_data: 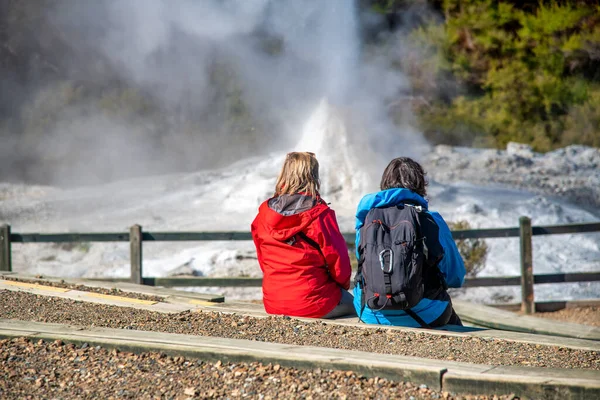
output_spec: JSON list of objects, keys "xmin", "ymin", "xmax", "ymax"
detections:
[
  {"xmin": 0, "ymin": 280, "xmax": 195, "ymax": 313},
  {"xmin": 1, "ymin": 319, "xmax": 599, "ymax": 399},
  {"xmin": 196, "ymin": 302, "xmax": 600, "ymax": 352},
  {"xmin": 0, "ymin": 273, "xmax": 225, "ymax": 303},
  {"xmin": 0, "ymin": 321, "xmax": 446, "ymax": 391},
  {"xmin": 443, "ymin": 371, "xmax": 600, "ymax": 400},
  {"xmin": 453, "ymin": 300, "xmax": 600, "ymax": 341}
]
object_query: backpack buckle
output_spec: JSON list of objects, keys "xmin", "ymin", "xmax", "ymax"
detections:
[{"xmin": 379, "ymin": 249, "xmax": 393, "ymax": 273}]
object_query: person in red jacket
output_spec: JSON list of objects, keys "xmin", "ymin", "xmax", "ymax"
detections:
[{"xmin": 251, "ymin": 152, "xmax": 355, "ymax": 318}]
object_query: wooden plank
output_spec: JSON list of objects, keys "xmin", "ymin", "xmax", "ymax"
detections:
[
  {"xmin": 83, "ymin": 277, "xmax": 131, "ymax": 283},
  {"xmin": 443, "ymin": 371, "xmax": 600, "ymax": 400},
  {"xmin": 12, "ymin": 231, "xmax": 250, "ymax": 242},
  {"xmin": 130, "ymin": 225, "xmax": 143, "ymax": 285},
  {"xmin": 519, "ymin": 216, "xmax": 534, "ymax": 315},
  {"xmin": 89, "ymin": 272, "xmax": 600, "ymax": 289},
  {"xmin": 40, "ymin": 276, "xmax": 225, "ymax": 303},
  {"xmin": 9, "ymin": 220, "xmax": 600, "ymax": 244},
  {"xmin": 462, "ymin": 276, "xmax": 521, "ymax": 288},
  {"xmin": 0, "ymin": 225, "xmax": 11, "ymax": 272},
  {"xmin": 450, "ymin": 221, "xmax": 600, "ymax": 240},
  {"xmin": 10, "ymin": 273, "xmax": 598, "ymax": 290},
  {"xmin": 85, "ymin": 292, "xmax": 157, "ymax": 305},
  {"xmin": 11, "ymin": 233, "xmax": 129, "ymax": 243},
  {"xmin": 463, "ymin": 272, "xmax": 600, "ymax": 288},
  {"xmin": 143, "ymin": 277, "xmax": 263, "ymax": 287},
  {"xmin": 142, "ymin": 232, "xmax": 253, "ymax": 241},
  {"xmin": 452, "ymin": 227, "xmax": 520, "ymax": 239},
  {"xmin": 0, "ymin": 280, "xmax": 70, "ymax": 293},
  {"xmin": 534, "ymin": 272, "xmax": 600, "ymax": 284},
  {"xmin": 453, "ymin": 300, "xmax": 600, "ymax": 342},
  {"xmin": 532, "ymin": 222, "xmax": 600, "ymax": 236}
]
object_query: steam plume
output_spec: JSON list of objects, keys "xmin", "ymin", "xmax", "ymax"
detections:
[{"xmin": 1, "ymin": 0, "xmax": 427, "ymax": 186}]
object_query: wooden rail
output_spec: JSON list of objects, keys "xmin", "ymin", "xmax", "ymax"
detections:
[
  {"xmin": 1, "ymin": 219, "xmax": 600, "ymax": 315},
  {"xmin": 84, "ymin": 271, "xmax": 600, "ymax": 288}
]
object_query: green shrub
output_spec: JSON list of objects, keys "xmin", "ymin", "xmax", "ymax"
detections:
[
  {"xmin": 562, "ymin": 87, "xmax": 600, "ymax": 147},
  {"xmin": 448, "ymin": 220, "xmax": 489, "ymax": 278},
  {"xmin": 400, "ymin": 1, "xmax": 600, "ymax": 150},
  {"xmin": 54, "ymin": 242, "xmax": 91, "ymax": 253}
]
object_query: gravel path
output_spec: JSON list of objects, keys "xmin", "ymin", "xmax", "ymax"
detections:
[
  {"xmin": 534, "ymin": 306, "xmax": 600, "ymax": 327},
  {"xmin": 0, "ymin": 276, "xmax": 165, "ymax": 302},
  {"xmin": 1, "ymin": 291, "xmax": 598, "ymax": 371},
  {"xmin": 0, "ymin": 337, "xmax": 520, "ymax": 400}
]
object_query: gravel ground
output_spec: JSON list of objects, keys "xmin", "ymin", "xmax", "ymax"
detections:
[
  {"xmin": 534, "ymin": 306, "xmax": 600, "ymax": 327},
  {"xmin": 0, "ymin": 276, "xmax": 165, "ymax": 302},
  {"xmin": 1, "ymin": 291, "xmax": 598, "ymax": 371},
  {"xmin": 0, "ymin": 337, "xmax": 521, "ymax": 400}
]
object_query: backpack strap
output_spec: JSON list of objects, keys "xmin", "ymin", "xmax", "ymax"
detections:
[
  {"xmin": 354, "ymin": 229, "xmax": 366, "ymax": 288},
  {"xmin": 297, "ymin": 231, "xmax": 327, "ymax": 267},
  {"xmin": 405, "ymin": 308, "xmax": 432, "ymax": 329},
  {"xmin": 355, "ymin": 245, "xmax": 367, "ymax": 323},
  {"xmin": 379, "ymin": 247, "xmax": 393, "ymax": 299},
  {"xmin": 408, "ymin": 204, "xmax": 428, "ymax": 260},
  {"xmin": 411, "ymin": 205, "xmax": 448, "ymax": 299}
]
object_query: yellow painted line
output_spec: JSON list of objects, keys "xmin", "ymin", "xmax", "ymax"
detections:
[
  {"xmin": 1, "ymin": 280, "xmax": 70, "ymax": 293},
  {"xmin": 84, "ymin": 292, "xmax": 157, "ymax": 305},
  {"xmin": 189, "ymin": 300, "xmax": 215, "ymax": 306}
]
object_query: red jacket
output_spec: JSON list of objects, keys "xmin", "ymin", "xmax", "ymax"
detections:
[{"xmin": 251, "ymin": 195, "xmax": 352, "ymax": 318}]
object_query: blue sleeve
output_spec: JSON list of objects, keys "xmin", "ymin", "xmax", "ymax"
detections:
[{"xmin": 429, "ymin": 212, "xmax": 465, "ymax": 288}]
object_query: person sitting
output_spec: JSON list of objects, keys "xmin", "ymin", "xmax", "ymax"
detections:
[
  {"xmin": 353, "ymin": 157, "xmax": 465, "ymax": 328},
  {"xmin": 251, "ymin": 152, "xmax": 355, "ymax": 319}
]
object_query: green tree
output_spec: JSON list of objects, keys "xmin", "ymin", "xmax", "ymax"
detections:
[{"xmin": 382, "ymin": 0, "xmax": 600, "ymax": 150}]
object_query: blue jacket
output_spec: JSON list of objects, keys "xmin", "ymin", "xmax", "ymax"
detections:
[{"xmin": 353, "ymin": 188, "xmax": 466, "ymax": 327}]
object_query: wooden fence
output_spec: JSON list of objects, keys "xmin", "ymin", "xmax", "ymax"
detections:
[{"xmin": 1, "ymin": 217, "xmax": 600, "ymax": 314}]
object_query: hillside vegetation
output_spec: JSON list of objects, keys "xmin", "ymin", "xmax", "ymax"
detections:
[{"xmin": 379, "ymin": 0, "xmax": 600, "ymax": 150}]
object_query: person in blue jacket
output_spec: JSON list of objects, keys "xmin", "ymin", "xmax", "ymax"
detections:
[{"xmin": 353, "ymin": 157, "xmax": 466, "ymax": 327}]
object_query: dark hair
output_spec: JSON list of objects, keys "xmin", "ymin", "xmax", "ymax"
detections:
[{"xmin": 380, "ymin": 157, "xmax": 428, "ymax": 197}]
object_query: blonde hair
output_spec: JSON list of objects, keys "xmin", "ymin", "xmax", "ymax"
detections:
[{"xmin": 274, "ymin": 152, "xmax": 320, "ymax": 198}]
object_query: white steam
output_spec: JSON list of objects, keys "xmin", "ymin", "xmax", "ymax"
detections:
[
  {"xmin": 295, "ymin": 99, "xmax": 376, "ymax": 208},
  {"xmin": 7, "ymin": 0, "xmax": 427, "ymax": 187}
]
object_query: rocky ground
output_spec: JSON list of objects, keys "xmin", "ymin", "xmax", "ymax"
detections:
[
  {"xmin": 1, "ymin": 291, "xmax": 598, "ymax": 371},
  {"xmin": 0, "ymin": 337, "xmax": 520, "ymax": 400},
  {"xmin": 423, "ymin": 143, "xmax": 600, "ymax": 214},
  {"xmin": 534, "ymin": 306, "xmax": 600, "ymax": 327}
]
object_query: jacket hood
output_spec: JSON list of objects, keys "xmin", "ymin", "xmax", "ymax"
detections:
[
  {"xmin": 355, "ymin": 188, "xmax": 428, "ymax": 230},
  {"xmin": 354, "ymin": 188, "xmax": 429, "ymax": 257},
  {"xmin": 268, "ymin": 193, "xmax": 316, "ymax": 215},
  {"xmin": 257, "ymin": 194, "xmax": 329, "ymax": 241}
]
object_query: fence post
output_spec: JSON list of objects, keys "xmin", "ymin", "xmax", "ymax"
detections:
[
  {"xmin": 519, "ymin": 216, "xmax": 534, "ymax": 314},
  {"xmin": 130, "ymin": 224, "xmax": 143, "ymax": 285},
  {"xmin": 0, "ymin": 224, "xmax": 11, "ymax": 272}
]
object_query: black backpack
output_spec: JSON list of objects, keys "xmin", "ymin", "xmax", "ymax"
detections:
[{"xmin": 355, "ymin": 203, "xmax": 431, "ymax": 326}]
